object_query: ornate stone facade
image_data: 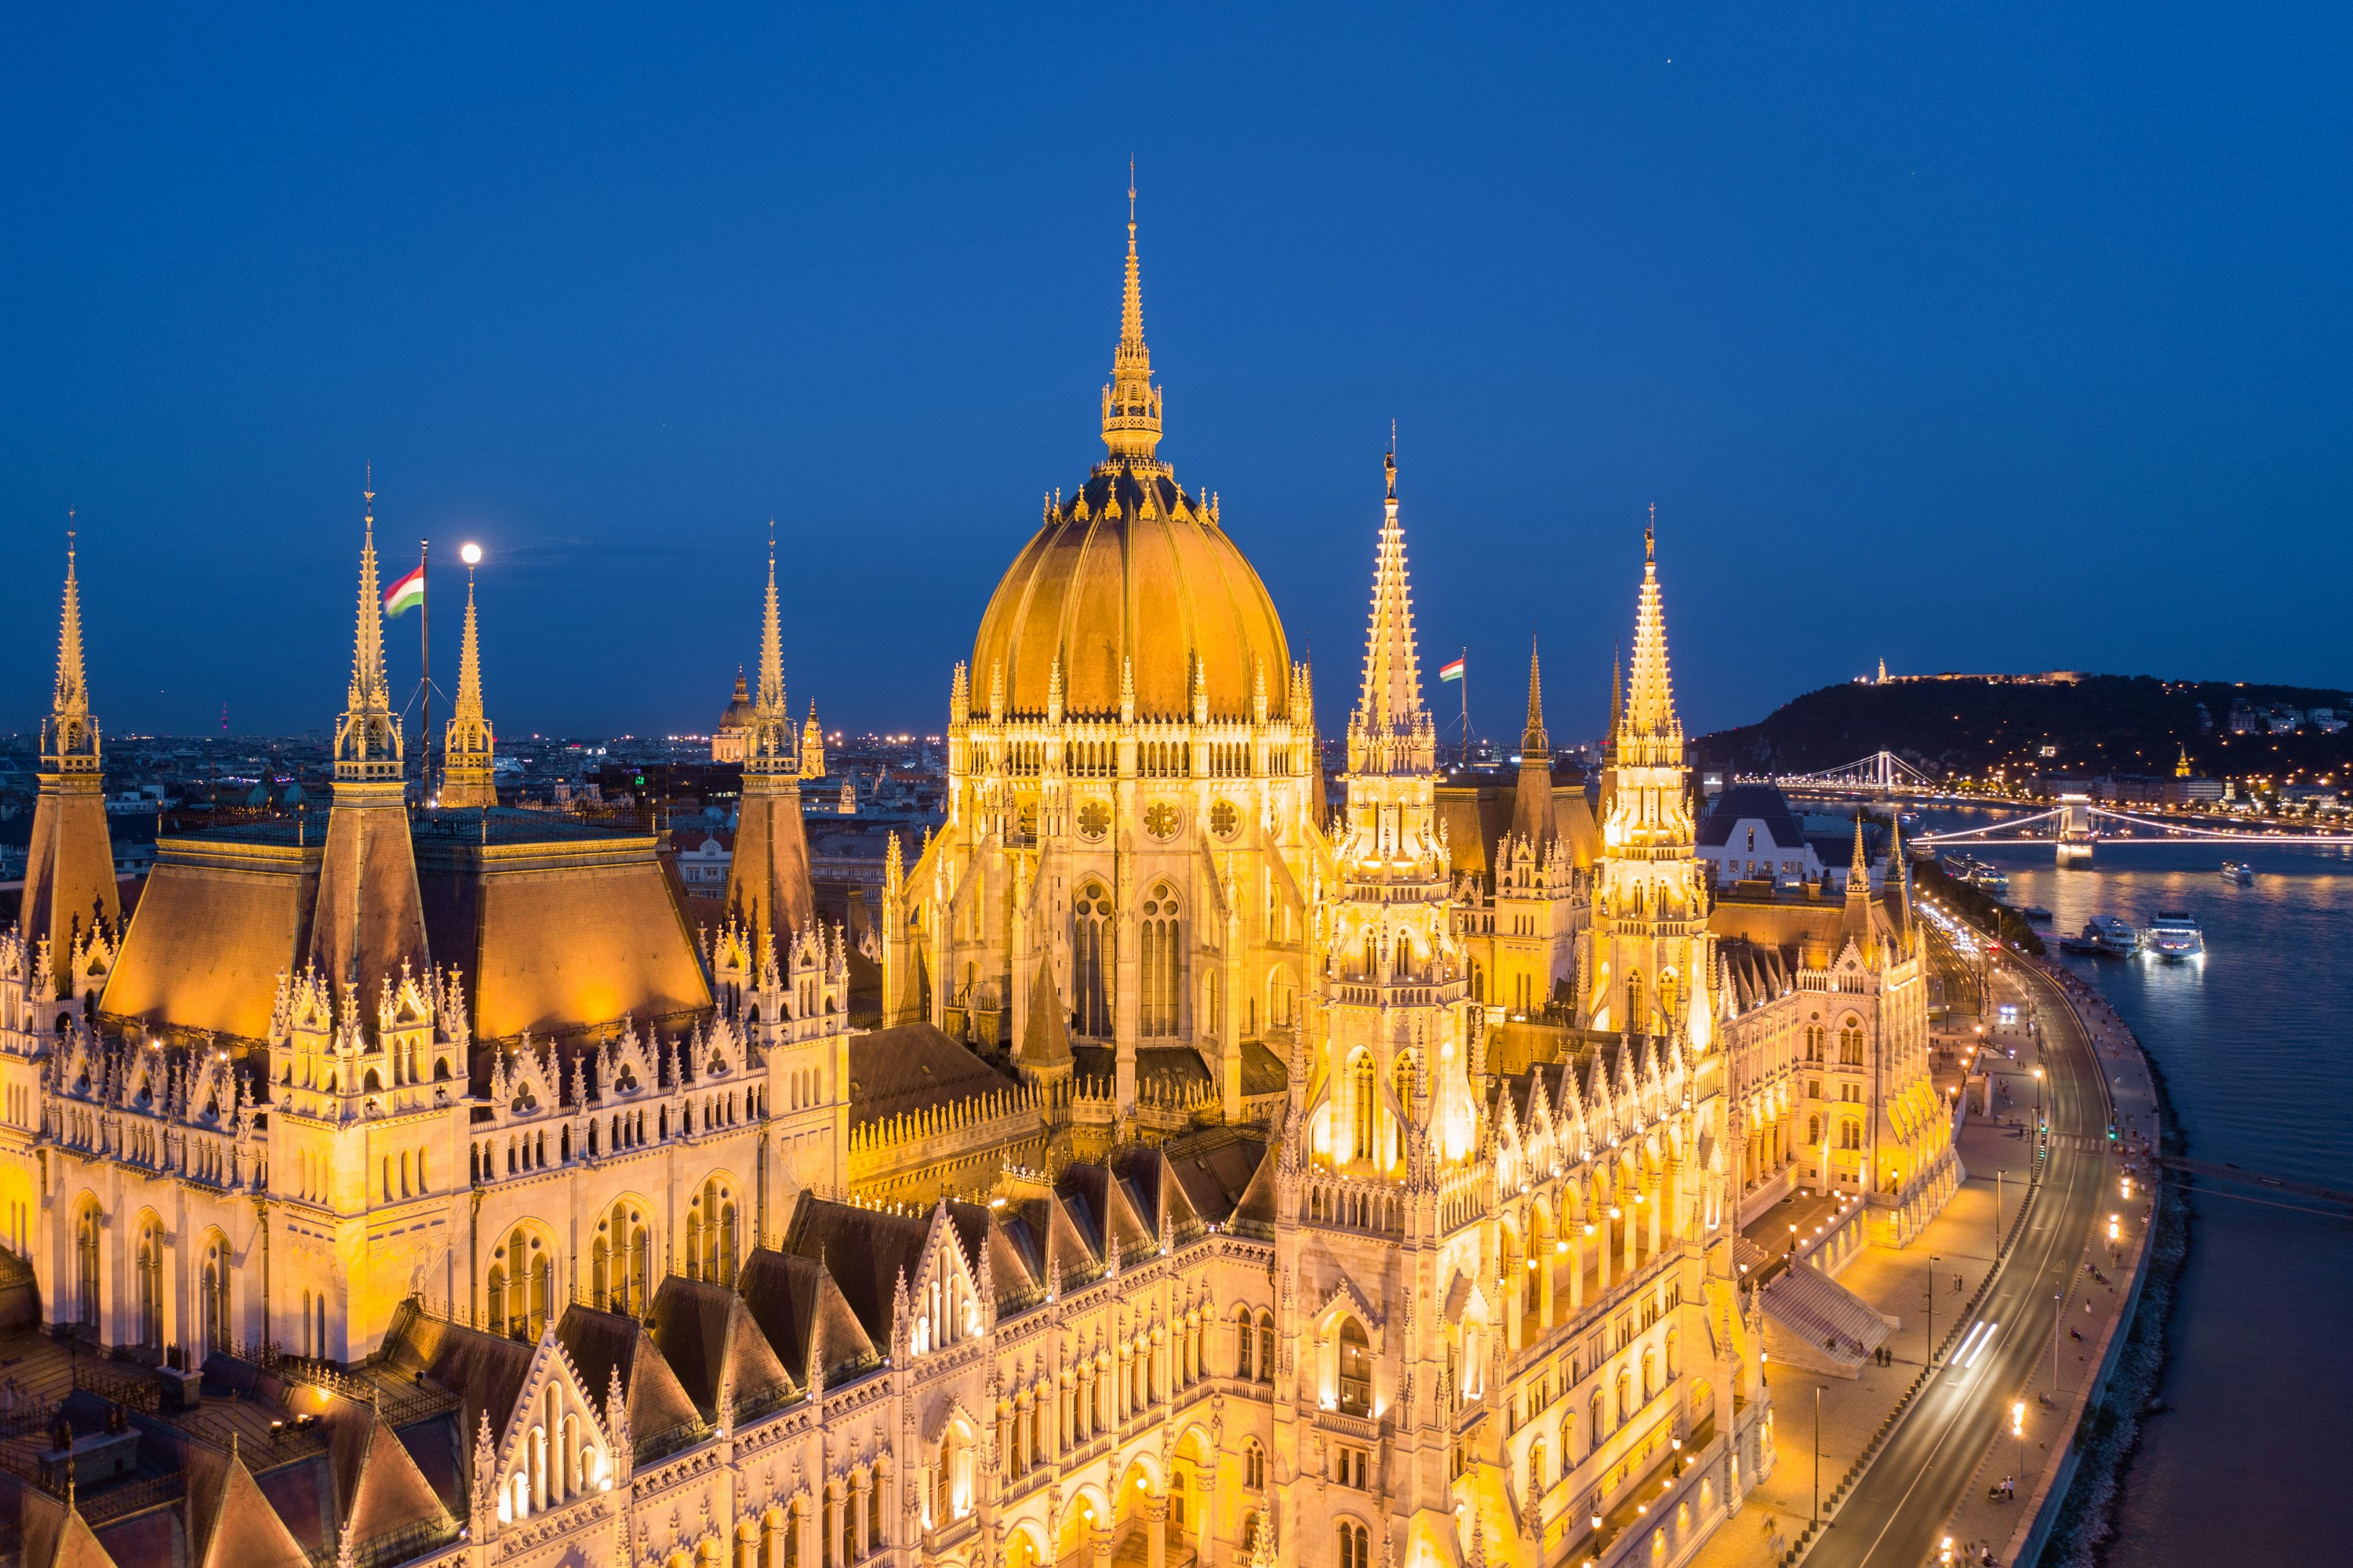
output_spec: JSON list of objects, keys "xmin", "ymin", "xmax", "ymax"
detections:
[{"xmin": 0, "ymin": 208, "xmax": 1980, "ymax": 1568}]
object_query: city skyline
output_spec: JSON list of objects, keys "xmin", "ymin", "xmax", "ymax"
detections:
[{"xmin": 5, "ymin": 7, "xmax": 2349, "ymax": 740}]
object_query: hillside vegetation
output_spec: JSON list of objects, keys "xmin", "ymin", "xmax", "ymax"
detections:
[{"xmin": 1694, "ymin": 675, "xmax": 2353, "ymax": 781}]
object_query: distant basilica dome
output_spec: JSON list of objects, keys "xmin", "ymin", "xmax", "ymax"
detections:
[{"xmin": 712, "ymin": 670, "xmax": 755, "ymax": 762}]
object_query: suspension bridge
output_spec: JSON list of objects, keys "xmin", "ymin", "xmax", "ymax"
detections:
[{"xmin": 1740, "ymin": 752, "xmax": 2353, "ymax": 861}]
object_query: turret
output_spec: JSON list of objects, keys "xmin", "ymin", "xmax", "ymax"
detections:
[{"xmin": 439, "ymin": 555, "xmax": 496, "ymax": 809}]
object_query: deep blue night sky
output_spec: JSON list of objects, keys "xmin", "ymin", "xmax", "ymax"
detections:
[{"xmin": 3, "ymin": 6, "xmax": 2347, "ymax": 745}]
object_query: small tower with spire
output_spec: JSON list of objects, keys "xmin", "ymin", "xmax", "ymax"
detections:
[
  {"xmin": 20, "ymin": 528, "xmax": 121, "ymax": 996},
  {"xmin": 1580, "ymin": 508, "xmax": 1714, "ymax": 1047},
  {"xmin": 306, "ymin": 481, "xmax": 431, "ymax": 1020},
  {"xmin": 723, "ymin": 536, "xmax": 817, "ymax": 940},
  {"xmin": 1100, "ymin": 164, "xmax": 1165, "ymax": 469},
  {"xmin": 438, "ymin": 554, "xmax": 496, "ymax": 809},
  {"xmin": 799, "ymin": 699, "xmax": 827, "ymax": 780}
]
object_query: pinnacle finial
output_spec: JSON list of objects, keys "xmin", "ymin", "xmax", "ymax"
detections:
[
  {"xmin": 1350, "ymin": 447, "xmax": 1431, "ymax": 769},
  {"xmin": 333, "ymin": 475, "xmax": 400, "ymax": 778},
  {"xmin": 1646, "ymin": 501, "xmax": 1656, "ymax": 566},
  {"xmin": 442, "ymin": 556, "xmax": 496, "ymax": 806},
  {"xmin": 1102, "ymin": 178, "xmax": 1163, "ymax": 463},
  {"xmin": 53, "ymin": 522, "xmax": 89, "ymax": 724},
  {"xmin": 1522, "ymin": 635, "xmax": 1547, "ymax": 752}
]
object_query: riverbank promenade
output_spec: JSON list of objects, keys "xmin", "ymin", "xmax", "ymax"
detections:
[{"xmin": 1687, "ymin": 953, "xmax": 2160, "ymax": 1568}]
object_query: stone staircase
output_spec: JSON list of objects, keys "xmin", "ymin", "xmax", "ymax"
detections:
[{"xmin": 1761, "ymin": 1260, "xmax": 1899, "ymax": 1378}]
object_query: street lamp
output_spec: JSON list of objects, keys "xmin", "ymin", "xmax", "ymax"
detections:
[
  {"xmin": 1928, "ymin": 1254, "xmax": 1940, "ymax": 1365},
  {"xmin": 1813, "ymin": 1384, "xmax": 1823, "ymax": 1526}
]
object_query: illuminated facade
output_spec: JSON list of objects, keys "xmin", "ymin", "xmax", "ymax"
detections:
[{"xmin": 0, "ymin": 212, "xmax": 2024, "ymax": 1568}]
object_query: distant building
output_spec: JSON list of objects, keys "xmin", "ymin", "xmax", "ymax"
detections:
[
  {"xmin": 672, "ymin": 826, "xmax": 733, "ymax": 891},
  {"xmin": 711, "ymin": 668, "xmax": 754, "ymax": 762},
  {"xmin": 1698, "ymin": 784, "xmax": 1827, "ymax": 889},
  {"xmin": 799, "ymin": 700, "xmax": 826, "ymax": 778}
]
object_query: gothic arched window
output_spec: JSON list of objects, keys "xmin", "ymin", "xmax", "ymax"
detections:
[
  {"xmin": 1350, "ymin": 1051, "xmax": 1375, "ymax": 1162},
  {"xmin": 1075, "ymin": 884, "xmax": 1114, "ymax": 1037},
  {"xmin": 1140, "ymin": 886, "xmax": 1182, "ymax": 1037}
]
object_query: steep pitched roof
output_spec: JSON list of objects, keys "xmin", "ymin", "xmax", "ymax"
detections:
[
  {"xmin": 653, "ymin": 1274, "xmax": 796, "ymax": 1421},
  {"xmin": 738, "ymin": 1243, "xmax": 876, "ymax": 1388},
  {"xmin": 379, "ymin": 1305, "xmax": 536, "ymax": 1453},
  {"xmin": 555, "ymin": 1304, "xmax": 704, "ymax": 1453},
  {"xmin": 186, "ymin": 1439, "xmax": 310, "ymax": 1568}
]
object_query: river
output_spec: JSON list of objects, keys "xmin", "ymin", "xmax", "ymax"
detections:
[{"xmin": 1918, "ymin": 813, "xmax": 2353, "ymax": 1566}]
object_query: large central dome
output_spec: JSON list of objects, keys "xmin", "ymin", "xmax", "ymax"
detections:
[{"xmin": 969, "ymin": 211, "xmax": 1292, "ymax": 722}]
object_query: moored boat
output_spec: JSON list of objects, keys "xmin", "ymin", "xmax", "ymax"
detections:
[{"xmin": 2147, "ymin": 910, "xmax": 2205, "ymax": 960}]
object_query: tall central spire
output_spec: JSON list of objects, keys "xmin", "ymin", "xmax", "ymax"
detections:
[
  {"xmin": 1100, "ymin": 169, "xmax": 1164, "ymax": 465},
  {"xmin": 334, "ymin": 480, "xmax": 402, "ymax": 782},
  {"xmin": 1347, "ymin": 452, "xmax": 1435, "ymax": 775}
]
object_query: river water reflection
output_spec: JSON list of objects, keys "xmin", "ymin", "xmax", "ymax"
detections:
[{"xmin": 1915, "ymin": 808, "xmax": 2353, "ymax": 1565}]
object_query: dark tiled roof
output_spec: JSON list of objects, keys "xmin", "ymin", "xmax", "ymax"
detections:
[
  {"xmin": 847, "ymin": 1024, "xmax": 1017, "ymax": 1131},
  {"xmin": 1697, "ymin": 784, "xmax": 1806, "ymax": 850}
]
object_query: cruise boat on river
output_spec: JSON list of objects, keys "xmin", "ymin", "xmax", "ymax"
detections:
[
  {"xmin": 2220, "ymin": 860, "xmax": 2255, "ymax": 884},
  {"xmin": 2060, "ymin": 915, "xmax": 2143, "ymax": 957},
  {"xmin": 2147, "ymin": 910, "xmax": 2206, "ymax": 960}
]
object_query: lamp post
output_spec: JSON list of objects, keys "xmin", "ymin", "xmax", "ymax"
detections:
[
  {"xmin": 1927, "ymin": 1254, "xmax": 1940, "ymax": 1365},
  {"xmin": 1813, "ymin": 1384, "xmax": 1822, "ymax": 1526}
]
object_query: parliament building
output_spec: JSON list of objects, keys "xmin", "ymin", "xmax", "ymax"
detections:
[{"xmin": 0, "ymin": 206, "xmax": 1956, "ymax": 1568}]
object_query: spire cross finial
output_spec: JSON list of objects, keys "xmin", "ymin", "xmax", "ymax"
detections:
[
  {"xmin": 1646, "ymin": 502, "xmax": 1656, "ymax": 564},
  {"xmin": 1128, "ymin": 158, "xmax": 1136, "ymax": 225}
]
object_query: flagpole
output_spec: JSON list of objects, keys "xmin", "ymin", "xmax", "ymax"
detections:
[
  {"xmin": 419, "ymin": 539, "xmax": 431, "ymax": 801},
  {"xmin": 1460, "ymin": 646, "xmax": 1469, "ymax": 766}
]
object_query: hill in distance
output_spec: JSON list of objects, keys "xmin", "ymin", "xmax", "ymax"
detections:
[{"xmin": 1693, "ymin": 675, "xmax": 2353, "ymax": 784}]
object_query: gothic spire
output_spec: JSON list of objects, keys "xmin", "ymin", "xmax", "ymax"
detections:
[
  {"xmin": 1350, "ymin": 451, "xmax": 1429, "ymax": 766},
  {"xmin": 758, "ymin": 533, "xmax": 785, "ymax": 715},
  {"xmin": 440, "ymin": 558, "xmax": 496, "ymax": 809},
  {"xmin": 1509, "ymin": 634, "xmax": 1558, "ymax": 855},
  {"xmin": 333, "ymin": 478, "xmax": 402, "ymax": 780},
  {"xmin": 1520, "ymin": 635, "xmax": 1548, "ymax": 759},
  {"xmin": 1100, "ymin": 169, "xmax": 1164, "ymax": 464},
  {"xmin": 1614, "ymin": 506, "xmax": 1682, "ymax": 765},
  {"xmin": 42, "ymin": 527, "xmax": 98, "ymax": 771}
]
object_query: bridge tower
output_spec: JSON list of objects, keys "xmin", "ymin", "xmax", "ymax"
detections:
[{"xmin": 2057, "ymin": 793, "xmax": 2095, "ymax": 865}]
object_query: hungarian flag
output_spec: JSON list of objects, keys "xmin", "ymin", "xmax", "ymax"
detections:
[
  {"xmin": 384, "ymin": 562, "xmax": 426, "ymax": 618},
  {"xmin": 1438, "ymin": 655, "xmax": 1465, "ymax": 683}
]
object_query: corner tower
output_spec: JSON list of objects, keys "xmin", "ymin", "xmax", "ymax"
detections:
[
  {"xmin": 1278, "ymin": 453, "xmax": 1482, "ymax": 1567},
  {"xmin": 19, "ymin": 533, "xmax": 119, "ymax": 1000},
  {"xmin": 1580, "ymin": 514, "xmax": 1714, "ymax": 1046}
]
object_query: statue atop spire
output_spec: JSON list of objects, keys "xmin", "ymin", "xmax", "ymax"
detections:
[
  {"xmin": 1100, "ymin": 169, "xmax": 1165, "ymax": 466},
  {"xmin": 1346, "ymin": 451, "xmax": 1435, "ymax": 776},
  {"xmin": 440, "ymin": 551, "xmax": 496, "ymax": 809},
  {"xmin": 334, "ymin": 478, "xmax": 403, "ymax": 783}
]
